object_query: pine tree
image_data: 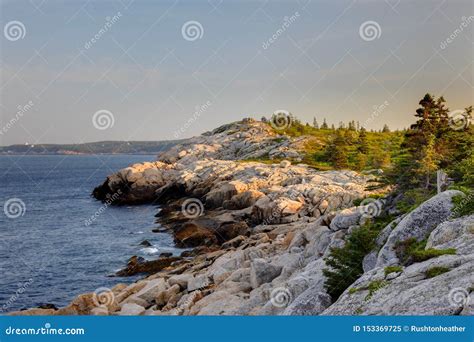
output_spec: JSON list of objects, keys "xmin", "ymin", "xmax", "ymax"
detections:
[
  {"xmin": 417, "ymin": 134, "xmax": 439, "ymax": 188},
  {"xmin": 357, "ymin": 127, "xmax": 369, "ymax": 154},
  {"xmin": 382, "ymin": 124, "xmax": 390, "ymax": 133},
  {"xmin": 313, "ymin": 117, "xmax": 319, "ymax": 129},
  {"xmin": 321, "ymin": 118, "xmax": 329, "ymax": 129},
  {"xmin": 327, "ymin": 131, "xmax": 349, "ymax": 169}
]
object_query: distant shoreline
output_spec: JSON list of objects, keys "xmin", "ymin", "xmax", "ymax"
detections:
[{"xmin": 0, "ymin": 140, "xmax": 184, "ymax": 156}]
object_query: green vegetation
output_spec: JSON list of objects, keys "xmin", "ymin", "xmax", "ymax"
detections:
[
  {"xmin": 425, "ymin": 266, "xmax": 450, "ymax": 278},
  {"xmin": 365, "ymin": 280, "xmax": 388, "ymax": 301},
  {"xmin": 323, "ymin": 215, "xmax": 394, "ymax": 300},
  {"xmin": 384, "ymin": 265, "xmax": 403, "ymax": 276},
  {"xmin": 0, "ymin": 140, "xmax": 182, "ymax": 155},
  {"xmin": 265, "ymin": 94, "xmax": 472, "ymax": 302},
  {"xmin": 348, "ymin": 280, "xmax": 389, "ymax": 301},
  {"xmin": 394, "ymin": 238, "xmax": 456, "ymax": 265},
  {"xmin": 412, "ymin": 248, "xmax": 456, "ymax": 262},
  {"xmin": 395, "ymin": 188, "xmax": 435, "ymax": 214},
  {"xmin": 348, "ymin": 287, "xmax": 359, "ymax": 294},
  {"xmin": 451, "ymin": 192, "xmax": 474, "ymax": 218}
]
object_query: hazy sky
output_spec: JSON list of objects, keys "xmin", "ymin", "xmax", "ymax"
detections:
[{"xmin": 0, "ymin": 0, "xmax": 472, "ymax": 145}]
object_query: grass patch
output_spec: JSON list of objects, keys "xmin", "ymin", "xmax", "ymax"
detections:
[
  {"xmin": 412, "ymin": 248, "xmax": 456, "ymax": 262},
  {"xmin": 425, "ymin": 266, "xmax": 450, "ymax": 278},
  {"xmin": 365, "ymin": 280, "xmax": 388, "ymax": 301},
  {"xmin": 348, "ymin": 287, "xmax": 359, "ymax": 294},
  {"xmin": 384, "ymin": 265, "xmax": 403, "ymax": 276},
  {"xmin": 395, "ymin": 238, "xmax": 456, "ymax": 265}
]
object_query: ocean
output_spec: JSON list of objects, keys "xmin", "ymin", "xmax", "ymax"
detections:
[{"xmin": 0, "ymin": 155, "xmax": 182, "ymax": 313}]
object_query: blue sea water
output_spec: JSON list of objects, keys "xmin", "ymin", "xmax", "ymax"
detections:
[{"xmin": 0, "ymin": 155, "xmax": 182, "ymax": 313}]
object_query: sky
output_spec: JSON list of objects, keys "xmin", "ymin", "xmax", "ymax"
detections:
[{"xmin": 0, "ymin": 0, "xmax": 472, "ymax": 145}]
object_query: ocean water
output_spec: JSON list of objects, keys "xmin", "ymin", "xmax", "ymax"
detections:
[{"xmin": 0, "ymin": 155, "xmax": 182, "ymax": 313}]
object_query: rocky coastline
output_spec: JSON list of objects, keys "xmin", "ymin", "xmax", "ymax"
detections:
[{"xmin": 11, "ymin": 119, "xmax": 473, "ymax": 316}]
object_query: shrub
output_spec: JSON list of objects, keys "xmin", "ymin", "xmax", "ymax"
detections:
[
  {"xmin": 395, "ymin": 238, "xmax": 456, "ymax": 265},
  {"xmin": 425, "ymin": 266, "xmax": 450, "ymax": 278},
  {"xmin": 365, "ymin": 280, "xmax": 388, "ymax": 301},
  {"xmin": 451, "ymin": 192, "xmax": 474, "ymax": 218},
  {"xmin": 323, "ymin": 215, "xmax": 394, "ymax": 301},
  {"xmin": 412, "ymin": 248, "xmax": 456, "ymax": 262}
]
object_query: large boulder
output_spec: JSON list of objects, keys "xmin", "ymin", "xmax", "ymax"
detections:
[
  {"xmin": 250, "ymin": 259, "xmax": 283, "ymax": 288},
  {"xmin": 329, "ymin": 206, "xmax": 363, "ymax": 231},
  {"xmin": 174, "ymin": 222, "xmax": 218, "ymax": 248},
  {"xmin": 283, "ymin": 289, "xmax": 332, "ymax": 315},
  {"xmin": 376, "ymin": 190, "xmax": 463, "ymax": 267}
]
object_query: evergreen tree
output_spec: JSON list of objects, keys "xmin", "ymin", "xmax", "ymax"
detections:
[
  {"xmin": 417, "ymin": 134, "xmax": 439, "ymax": 188},
  {"xmin": 313, "ymin": 117, "xmax": 319, "ymax": 129},
  {"xmin": 327, "ymin": 131, "xmax": 349, "ymax": 169},
  {"xmin": 321, "ymin": 118, "xmax": 329, "ymax": 129},
  {"xmin": 382, "ymin": 124, "xmax": 390, "ymax": 133},
  {"xmin": 357, "ymin": 127, "xmax": 369, "ymax": 154}
]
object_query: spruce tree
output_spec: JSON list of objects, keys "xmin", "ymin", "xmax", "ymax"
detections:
[
  {"xmin": 313, "ymin": 117, "xmax": 319, "ymax": 129},
  {"xmin": 321, "ymin": 118, "xmax": 329, "ymax": 129}
]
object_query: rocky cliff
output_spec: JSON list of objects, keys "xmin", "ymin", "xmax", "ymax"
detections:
[{"xmin": 12, "ymin": 119, "xmax": 472, "ymax": 316}]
